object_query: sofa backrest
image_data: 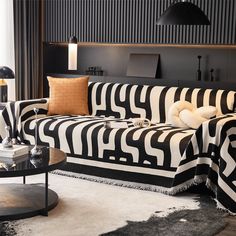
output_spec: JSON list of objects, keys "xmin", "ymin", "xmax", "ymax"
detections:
[{"xmin": 88, "ymin": 82, "xmax": 236, "ymax": 123}]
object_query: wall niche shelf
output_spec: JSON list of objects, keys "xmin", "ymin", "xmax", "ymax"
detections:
[{"xmin": 43, "ymin": 42, "xmax": 236, "ymax": 97}]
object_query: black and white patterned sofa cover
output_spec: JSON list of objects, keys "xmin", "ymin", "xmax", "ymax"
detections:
[{"xmin": 1, "ymin": 81, "xmax": 236, "ymax": 214}]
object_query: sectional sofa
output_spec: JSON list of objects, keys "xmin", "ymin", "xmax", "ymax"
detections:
[{"xmin": 1, "ymin": 81, "xmax": 236, "ymax": 214}]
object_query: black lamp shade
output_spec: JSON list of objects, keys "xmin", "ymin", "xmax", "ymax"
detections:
[
  {"xmin": 0, "ymin": 66, "xmax": 15, "ymax": 79},
  {"xmin": 157, "ymin": 1, "xmax": 210, "ymax": 25}
]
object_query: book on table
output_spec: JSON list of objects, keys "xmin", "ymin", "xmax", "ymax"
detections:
[
  {"xmin": 104, "ymin": 121, "xmax": 129, "ymax": 129},
  {"xmin": 110, "ymin": 122, "xmax": 128, "ymax": 129},
  {"xmin": 0, "ymin": 155, "xmax": 28, "ymax": 168},
  {"xmin": 0, "ymin": 144, "xmax": 29, "ymax": 159}
]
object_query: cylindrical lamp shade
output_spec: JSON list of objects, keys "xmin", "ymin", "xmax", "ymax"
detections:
[
  {"xmin": 0, "ymin": 80, "xmax": 8, "ymax": 102},
  {"xmin": 68, "ymin": 36, "xmax": 78, "ymax": 70}
]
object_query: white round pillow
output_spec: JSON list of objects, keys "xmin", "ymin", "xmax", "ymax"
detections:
[
  {"xmin": 195, "ymin": 106, "xmax": 217, "ymax": 119},
  {"xmin": 179, "ymin": 109, "xmax": 207, "ymax": 129},
  {"xmin": 167, "ymin": 101, "xmax": 194, "ymax": 128}
]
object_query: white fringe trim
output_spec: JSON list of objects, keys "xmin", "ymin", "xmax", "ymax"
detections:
[
  {"xmin": 51, "ymin": 170, "xmax": 205, "ymax": 195},
  {"xmin": 214, "ymin": 199, "xmax": 236, "ymax": 216},
  {"xmin": 52, "ymin": 170, "xmax": 171, "ymax": 193},
  {"xmin": 206, "ymin": 179, "xmax": 236, "ymax": 216}
]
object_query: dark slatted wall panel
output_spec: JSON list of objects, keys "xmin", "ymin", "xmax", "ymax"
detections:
[{"xmin": 44, "ymin": 0, "xmax": 236, "ymax": 44}]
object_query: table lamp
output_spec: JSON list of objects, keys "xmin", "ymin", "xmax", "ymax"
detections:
[{"xmin": 0, "ymin": 66, "xmax": 15, "ymax": 102}]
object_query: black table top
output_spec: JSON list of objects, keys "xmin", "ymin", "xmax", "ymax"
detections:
[{"xmin": 0, "ymin": 146, "xmax": 66, "ymax": 177}]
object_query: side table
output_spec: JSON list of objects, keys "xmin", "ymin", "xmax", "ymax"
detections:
[{"xmin": 0, "ymin": 146, "xmax": 66, "ymax": 220}]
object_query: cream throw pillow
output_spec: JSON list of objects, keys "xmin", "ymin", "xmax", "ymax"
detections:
[
  {"xmin": 195, "ymin": 106, "xmax": 217, "ymax": 119},
  {"xmin": 179, "ymin": 109, "xmax": 207, "ymax": 129},
  {"xmin": 47, "ymin": 76, "xmax": 90, "ymax": 116},
  {"xmin": 167, "ymin": 101, "xmax": 194, "ymax": 128},
  {"xmin": 168, "ymin": 101, "xmax": 217, "ymax": 129}
]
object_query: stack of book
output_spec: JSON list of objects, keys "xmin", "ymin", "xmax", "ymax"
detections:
[
  {"xmin": 0, "ymin": 144, "xmax": 29, "ymax": 163},
  {"xmin": 104, "ymin": 121, "xmax": 129, "ymax": 129}
]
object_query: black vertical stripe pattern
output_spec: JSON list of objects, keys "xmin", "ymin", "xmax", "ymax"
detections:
[{"xmin": 44, "ymin": 0, "xmax": 236, "ymax": 44}]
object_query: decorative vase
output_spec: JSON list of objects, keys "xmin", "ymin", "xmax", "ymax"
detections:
[
  {"xmin": 30, "ymin": 108, "xmax": 42, "ymax": 156},
  {"xmin": 197, "ymin": 55, "xmax": 202, "ymax": 81},
  {"xmin": 2, "ymin": 126, "xmax": 13, "ymax": 148}
]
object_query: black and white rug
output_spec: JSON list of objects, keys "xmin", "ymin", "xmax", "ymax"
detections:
[
  {"xmin": 102, "ymin": 195, "xmax": 227, "ymax": 236},
  {"xmin": 0, "ymin": 222, "xmax": 16, "ymax": 236},
  {"xmin": 0, "ymin": 173, "xmax": 228, "ymax": 236}
]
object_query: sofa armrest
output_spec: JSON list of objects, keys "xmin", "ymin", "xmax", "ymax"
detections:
[
  {"xmin": 187, "ymin": 113, "xmax": 236, "ymax": 156},
  {"xmin": 175, "ymin": 113, "xmax": 236, "ymax": 213},
  {"xmin": 202, "ymin": 113, "xmax": 236, "ymax": 134},
  {"xmin": 0, "ymin": 98, "xmax": 48, "ymax": 140}
]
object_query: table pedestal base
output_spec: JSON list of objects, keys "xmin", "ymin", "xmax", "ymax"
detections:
[{"xmin": 0, "ymin": 184, "xmax": 58, "ymax": 220}]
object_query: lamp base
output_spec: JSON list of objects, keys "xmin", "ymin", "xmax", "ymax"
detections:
[{"xmin": 0, "ymin": 84, "xmax": 8, "ymax": 102}]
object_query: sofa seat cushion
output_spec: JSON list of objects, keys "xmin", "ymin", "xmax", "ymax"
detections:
[{"xmin": 21, "ymin": 115, "xmax": 195, "ymax": 171}]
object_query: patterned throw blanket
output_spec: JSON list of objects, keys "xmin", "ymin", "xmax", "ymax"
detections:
[
  {"xmin": 0, "ymin": 82, "xmax": 236, "ymax": 214},
  {"xmin": 174, "ymin": 114, "xmax": 236, "ymax": 214}
]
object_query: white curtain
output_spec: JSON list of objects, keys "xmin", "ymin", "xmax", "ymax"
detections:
[{"xmin": 0, "ymin": 0, "xmax": 15, "ymax": 101}]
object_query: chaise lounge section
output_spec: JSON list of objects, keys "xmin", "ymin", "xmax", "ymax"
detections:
[{"xmin": 1, "ymin": 81, "xmax": 236, "ymax": 214}]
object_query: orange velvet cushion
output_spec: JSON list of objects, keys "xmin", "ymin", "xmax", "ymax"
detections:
[{"xmin": 47, "ymin": 76, "xmax": 90, "ymax": 116}]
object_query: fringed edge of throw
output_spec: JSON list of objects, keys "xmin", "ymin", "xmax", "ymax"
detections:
[
  {"xmin": 52, "ymin": 169, "xmax": 172, "ymax": 193},
  {"xmin": 51, "ymin": 170, "xmax": 205, "ymax": 196},
  {"xmin": 168, "ymin": 175, "xmax": 207, "ymax": 195},
  {"xmin": 199, "ymin": 177, "xmax": 235, "ymax": 216},
  {"xmin": 214, "ymin": 200, "xmax": 236, "ymax": 216},
  {"xmin": 206, "ymin": 179, "xmax": 235, "ymax": 216}
]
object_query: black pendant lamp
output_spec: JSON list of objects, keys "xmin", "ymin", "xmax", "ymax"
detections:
[{"xmin": 157, "ymin": 0, "xmax": 210, "ymax": 25}]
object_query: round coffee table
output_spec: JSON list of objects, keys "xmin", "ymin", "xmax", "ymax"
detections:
[{"xmin": 0, "ymin": 146, "xmax": 66, "ymax": 220}]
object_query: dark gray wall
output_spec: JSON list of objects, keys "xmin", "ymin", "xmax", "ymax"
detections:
[
  {"xmin": 77, "ymin": 46, "xmax": 236, "ymax": 82},
  {"xmin": 43, "ymin": 0, "xmax": 236, "ymax": 96},
  {"xmin": 44, "ymin": 43, "xmax": 236, "ymax": 82},
  {"xmin": 44, "ymin": 0, "xmax": 236, "ymax": 44}
]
